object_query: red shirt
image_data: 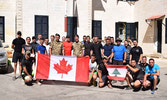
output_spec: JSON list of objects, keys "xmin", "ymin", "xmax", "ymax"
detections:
[{"xmin": 63, "ymin": 41, "xmax": 72, "ymax": 56}]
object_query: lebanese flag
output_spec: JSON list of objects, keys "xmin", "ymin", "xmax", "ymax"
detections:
[
  {"xmin": 34, "ymin": 53, "xmax": 89, "ymax": 83},
  {"xmin": 106, "ymin": 65, "xmax": 127, "ymax": 81}
]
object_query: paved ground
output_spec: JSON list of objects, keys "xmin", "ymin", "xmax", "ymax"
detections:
[{"xmin": 0, "ymin": 58, "xmax": 167, "ymax": 100}]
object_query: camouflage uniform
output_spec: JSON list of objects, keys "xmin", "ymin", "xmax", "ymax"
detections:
[
  {"xmin": 72, "ymin": 42, "xmax": 85, "ymax": 56},
  {"xmin": 50, "ymin": 41, "xmax": 64, "ymax": 55}
]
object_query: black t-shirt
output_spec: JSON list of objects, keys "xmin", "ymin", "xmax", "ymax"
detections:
[
  {"xmin": 84, "ymin": 42, "xmax": 93, "ymax": 56},
  {"xmin": 91, "ymin": 43, "xmax": 103, "ymax": 59},
  {"xmin": 22, "ymin": 44, "xmax": 33, "ymax": 53},
  {"xmin": 128, "ymin": 64, "xmax": 140, "ymax": 80},
  {"xmin": 130, "ymin": 46, "xmax": 143, "ymax": 62},
  {"xmin": 21, "ymin": 57, "xmax": 35, "ymax": 75},
  {"xmin": 30, "ymin": 42, "xmax": 39, "ymax": 53},
  {"xmin": 12, "ymin": 38, "xmax": 25, "ymax": 53},
  {"xmin": 98, "ymin": 63, "xmax": 108, "ymax": 76},
  {"xmin": 137, "ymin": 63, "xmax": 149, "ymax": 80}
]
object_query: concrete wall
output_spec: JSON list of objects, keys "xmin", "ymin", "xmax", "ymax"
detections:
[
  {"xmin": 134, "ymin": 0, "xmax": 167, "ymax": 57},
  {"xmin": 0, "ymin": 0, "xmax": 16, "ymax": 44},
  {"xmin": 22, "ymin": 0, "xmax": 66, "ymax": 40}
]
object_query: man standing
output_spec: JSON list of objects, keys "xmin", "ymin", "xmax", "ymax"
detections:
[
  {"xmin": 11, "ymin": 31, "xmax": 25, "ymax": 80},
  {"xmin": 84, "ymin": 36, "xmax": 93, "ymax": 56},
  {"xmin": 130, "ymin": 39, "xmax": 143, "ymax": 64},
  {"xmin": 143, "ymin": 58, "xmax": 160, "ymax": 94},
  {"xmin": 43, "ymin": 38, "xmax": 50, "ymax": 55},
  {"xmin": 102, "ymin": 38, "xmax": 113, "ymax": 64},
  {"xmin": 22, "ymin": 37, "xmax": 34, "ymax": 55},
  {"xmin": 37, "ymin": 38, "xmax": 47, "ymax": 54},
  {"xmin": 90, "ymin": 36, "xmax": 103, "ymax": 64},
  {"xmin": 49, "ymin": 35, "xmax": 55, "ymax": 44},
  {"xmin": 49, "ymin": 34, "xmax": 64, "ymax": 55},
  {"xmin": 36, "ymin": 34, "xmax": 42, "ymax": 44},
  {"xmin": 110, "ymin": 37, "xmax": 115, "ymax": 46},
  {"xmin": 63, "ymin": 36, "xmax": 73, "ymax": 56},
  {"xmin": 72, "ymin": 35, "xmax": 85, "ymax": 56},
  {"xmin": 81, "ymin": 35, "xmax": 87, "ymax": 44},
  {"xmin": 110, "ymin": 38, "xmax": 127, "ymax": 65},
  {"xmin": 124, "ymin": 40, "xmax": 131, "ymax": 64},
  {"xmin": 30, "ymin": 36, "xmax": 39, "ymax": 54}
]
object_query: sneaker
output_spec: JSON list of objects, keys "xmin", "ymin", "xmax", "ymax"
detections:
[
  {"xmin": 37, "ymin": 82, "xmax": 42, "ymax": 86},
  {"xmin": 17, "ymin": 75, "xmax": 22, "ymax": 79},
  {"xmin": 151, "ymin": 90, "xmax": 156, "ymax": 94},
  {"xmin": 125, "ymin": 86, "xmax": 133, "ymax": 90},
  {"xmin": 93, "ymin": 81, "xmax": 97, "ymax": 87},
  {"xmin": 12, "ymin": 76, "xmax": 17, "ymax": 81}
]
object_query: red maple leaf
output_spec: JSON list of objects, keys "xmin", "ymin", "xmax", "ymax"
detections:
[{"xmin": 54, "ymin": 58, "xmax": 72, "ymax": 78}]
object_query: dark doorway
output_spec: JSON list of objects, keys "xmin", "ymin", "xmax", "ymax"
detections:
[
  {"xmin": 157, "ymin": 20, "xmax": 162, "ymax": 53},
  {"xmin": 35, "ymin": 15, "xmax": 49, "ymax": 39},
  {"xmin": 67, "ymin": 17, "xmax": 77, "ymax": 42},
  {"xmin": 92, "ymin": 20, "xmax": 102, "ymax": 38},
  {"xmin": 0, "ymin": 16, "xmax": 5, "ymax": 42}
]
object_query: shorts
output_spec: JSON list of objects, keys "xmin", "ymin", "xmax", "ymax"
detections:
[
  {"xmin": 147, "ymin": 76, "xmax": 160, "ymax": 86},
  {"xmin": 113, "ymin": 60, "xmax": 123, "ymax": 65},
  {"xmin": 101, "ymin": 75, "xmax": 108, "ymax": 84},
  {"xmin": 12, "ymin": 52, "xmax": 23, "ymax": 63},
  {"xmin": 89, "ymin": 72, "xmax": 97, "ymax": 79}
]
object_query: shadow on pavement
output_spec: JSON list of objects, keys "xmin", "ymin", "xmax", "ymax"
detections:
[
  {"xmin": 41, "ymin": 80, "xmax": 88, "ymax": 86},
  {"xmin": 165, "ymin": 74, "xmax": 167, "ymax": 75}
]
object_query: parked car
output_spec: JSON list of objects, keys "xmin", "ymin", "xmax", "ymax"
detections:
[{"xmin": 0, "ymin": 40, "xmax": 9, "ymax": 73}]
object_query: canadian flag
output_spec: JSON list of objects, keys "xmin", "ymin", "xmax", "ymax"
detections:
[
  {"xmin": 35, "ymin": 54, "xmax": 89, "ymax": 83},
  {"xmin": 106, "ymin": 65, "xmax": 127, "ymax": 81}
]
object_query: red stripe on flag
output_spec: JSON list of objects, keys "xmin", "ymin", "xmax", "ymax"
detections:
[
  {"xmin": 64, "ymin": 17, "xmax": 67, "ymax": 32},
  {"xmin": 75, "ymin": 57, "xmax": 89, "ymax": 82},
  {"xmin": 107, "ymin": 76, "xmax": 125, "ymax": 81},
  {"xmin": 35, "ymin": 54, "xmax": 50, "ymax": 79},
  {"xmin": 106, "ymin": 65, "xmax": 127, "ymax": 69}
]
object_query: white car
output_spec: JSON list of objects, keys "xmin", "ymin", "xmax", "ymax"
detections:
[{"xmin": 0, "ymin": 40, "xmax": 9, "ymax": 73}]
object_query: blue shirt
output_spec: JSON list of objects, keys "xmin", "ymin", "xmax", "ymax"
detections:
[
  {"xmin": 145, "ymin": 64, "xmax": 160, "ymax": 79},
  {"xmin": 112, "ymin": 45, "xmax": 127, "ymax": 61},
  {"xmin": 103, "ymin": 44, "xmax": 113, "ymax": 57},
  {"xmin": 37, "ymin": 45, "xmax": 46, "ymax": 54}
]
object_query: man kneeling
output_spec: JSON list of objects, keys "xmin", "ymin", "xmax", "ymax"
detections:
[
  {"xmin": 88, "ymin": 54, "xmax": 97, "ymax": 86},
  {"xmin": 143, "ymin": 58, "xmax": 160, "ymax": 94},
  {"xmin": 125, "ymin": 60, "xmax": 142, "ymax": 90},
  {"xmin": 21, "ymin": 51, "xmax": 35, "ymax": 85},
  {"xmin": 98, "ymin": 56, "xmax": 112, "ymax": 88}
]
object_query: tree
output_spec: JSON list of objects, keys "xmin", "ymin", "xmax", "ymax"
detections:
[{"xmin": 112, "ymin": 68, "xmax": 121, "ymax": 77}]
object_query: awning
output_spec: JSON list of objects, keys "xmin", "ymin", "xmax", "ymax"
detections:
[{"xmin": 146, "ymin": 15, "xmax": 165, "ymax": 20}]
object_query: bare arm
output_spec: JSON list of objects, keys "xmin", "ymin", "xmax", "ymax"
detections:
[
  {"xmin": 90, "ymin": 50, "xmax": 93, "ymax": 56},
  {"xmin": 22, "ymin": 48, "xmax": 25, "ymax": 55},
  {"xmin": 101, "ymin": 49, "xmax": 104, "ymax": 57},
  {"xmin": 98, "ymin": 70, "xmax": 103, "ymax": 82},
  {"xmin": 11, "ymin": 44, "xmax": 14, "ymax": 49},
  {"xmin": 138, "ymin": 54, "xmax": 143, "ymax": 63},
  {"xmin": 127, "ymin": 64, "xmax": 139, "ymax": 73},
  {"xmin": 82, "ymin": 49, "xmax": 85, "ymax": 56},
  {"xmin": 49, "ymin": 48, "xmax": 52, "ymax": 55},
  {"xmin": 151, "ymin": 70, "xmax": 160, "ymax": 76}
]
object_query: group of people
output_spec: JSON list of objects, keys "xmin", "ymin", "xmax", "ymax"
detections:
[{"xmin": 11, "ymin": 31, "xmax": 160, "ymax": 94}]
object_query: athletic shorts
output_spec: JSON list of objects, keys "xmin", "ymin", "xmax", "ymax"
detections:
[
  {"xmin": 12, "ymin": 52, "xmax": 23, "ymax": 63},
  {"xmin": 147, "ymin": 76, "xmax": 160, "ymax": 86},
  {"xmin": 89, "ymin": 72, "xmax": 97, "ymax": 79},
  {"xmin": 101, "ymin": 75, "xmax": 108, "ymax": 84}
]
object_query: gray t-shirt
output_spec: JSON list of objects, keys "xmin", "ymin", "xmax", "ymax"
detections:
[{"xmin": 128, "ymin": 64, "xmax": 140, "ymax": 80}]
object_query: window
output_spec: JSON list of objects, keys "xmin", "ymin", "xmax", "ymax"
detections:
[
  {"xmin": 165, "ymin": 18, "xmax": 167, "ymax": 43},
  {"xmin": 115, "ymin": 22, "xmax": 138, "ymax": 41},
  {"xmin": 0, "ymin": 16, "xmax": 5, "ymax": 42},
  {"xmin": 35, "ymin": 15, "xmax": 49, "ymax": 39},
  {"xmin": 92, "ymin": 20, "xmax": 102, "ymax": 38},
  {"xmin": 67, "ymin": 17, "xmax": 77, "ymax": 42}
]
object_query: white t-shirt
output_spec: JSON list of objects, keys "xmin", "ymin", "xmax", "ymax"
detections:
[
  {"xmin": 89, "ymin": 59, "xmax": 97, "ymax": 73},
  {"xmin": 43, "ymin": 44, "xmax": 50, "ymax": 54}
]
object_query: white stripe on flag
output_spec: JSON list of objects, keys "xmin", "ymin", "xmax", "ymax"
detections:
[
  {"xmin": 107, "ymin": 68, "xmax": 127, "ymax": 78},
  {"xmin": 48, "ymin": 55, "xmax": 77, "ymax": 81}
]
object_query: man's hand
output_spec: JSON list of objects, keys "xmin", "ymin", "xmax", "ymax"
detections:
[
  {"xmin": 99, "ymin": 79, "xmax": 103, "ymax": 83},
  {"xmin": 109, "ymin": 59, "xmax": 112, "ymax": 63},
  {"xmin": 123, "ymin": 60, "xmax": 126, "ymax": 63}
]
